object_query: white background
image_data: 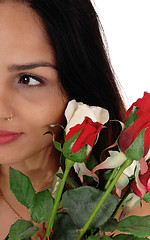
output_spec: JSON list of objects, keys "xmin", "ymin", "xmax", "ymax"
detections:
[{"xmin": 93, "ymin": 0, "xmax": 150, "ymax": 108}]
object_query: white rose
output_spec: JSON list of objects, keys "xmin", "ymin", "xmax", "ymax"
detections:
[{"xmin": 65, "ymin": 99, "xmax": 109, "ymax": 133}]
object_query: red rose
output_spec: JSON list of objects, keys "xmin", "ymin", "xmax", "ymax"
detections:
[
  {"xmin": 65, "ymin": 116, "xmax": 102, "ymax": 158},
  {"xmin": 118, "ymin": 92, "xmax": 150, "ymax": 158},
  {"xmin": 132, "ymin": 164, "xmax": 150, "ymax": 198}
]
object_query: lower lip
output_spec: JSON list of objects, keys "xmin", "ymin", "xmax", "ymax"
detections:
[{"xmin": 0, "ymin": 133, "xmax": 23, "ymax": 145}]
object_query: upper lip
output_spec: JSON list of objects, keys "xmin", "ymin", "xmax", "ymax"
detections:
[{"xmin": 0, "ymin": 130, "xmax": 22, "ymax": 135}]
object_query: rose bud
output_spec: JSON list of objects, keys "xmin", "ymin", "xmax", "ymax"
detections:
[
  {"xmin": 132, "ymin": 164, "xmax": 150, "ymax": 198},
  {"xmin": 62, "ymin": 117, "xmax": 103, "ymax": 163},
  {"xmin": 62, "ymin": 100, "xmax": 109, "ymax": 163},
  {"xmin": 118, "ymin": 92, "xmax": 150, "ymax": 160}
]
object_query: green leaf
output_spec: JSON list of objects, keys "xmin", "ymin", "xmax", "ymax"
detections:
[
  {"xmin": 18, "ymin": 238, "xmax": 32, "ymax": 240},
  {"xmin": 9, "ymin": 167, "xmax": 36, "ymax": 208},
  {"xmin": 53, "ymin": 140, "xmax": 62, "ymax": 152},
  {"xmin": 86, "ymin": 153, "xmax": 99, "ymax": 170},
  {"xmin": 117, "ymin": 215, "xmax": 150, "ymax": 237},
  {"xmin": 104, "ymin": 169, "xmax": 114, "ymax": 181},
  {"xmin": 83, "ymin": 154, "xmax": 99, "ymax": 183},
  {"xmin": 45, "ymin": 124, "xmax": 65, "ymax": 150},
  {"xmin": 49, "ymin": 123, "xmax": 64, "ymax": 130},
  {"xmin": 5, "ymin": 235, "xmax": 31, "ymax": 240},
  {"xmin": 100, "ymin": 237, "xmax": 112, "ymax": 240},
  {"xmin": 14, "ymin": 238, "xmax": 32, "ymax": 240},
  {"xmin": 60, "ymin": 153, "xmax": 66, "ymax": 167},
  {"xmin": 9, "ymin": 220, "xmax": 38, "ymax": 240},
  {"xmin": 100, "ymin": 217, "xmax": 118, "ymax": 232},
  {"xmin": 113, "ymin": 234, "xmax": 149, "ymax": 239},
  {"xmin": 125, "ymin": 106, "xmax": 138, "ymax": 129},
  {"xmin": 88, "ymin": 236, "xmax": 100, "ymax": 240},
  {"xmin": 143, "ymin": 192, "xmax": 150, "ymax": 202},
  {"xmin": 50, "ymin": 127, "xmax": 63, "ymax": 152},
  {"xmin": 29, "ymin": 190, "xmax": 53, "ymax": 223},
  {"xmin": 68, "ymin": 144, "xmax": 92, "ymax": 163},
  {"xmin": 56, "ymin": 173, "xmax": 79, "ymax": 189},
  {"xmin": 51, "ymin": 213, "xmax": 79, "ymax": 240},
  {"xmin": 62, "ymin": 186, "xmax": 119, "ymax": 230},
  {"xmin": 63, "ymin": 129, "xmax": 82, "ymax": 158},
  {"xmin": 125, "ymin": 129, "xmax": 145, "ymax": 160}
]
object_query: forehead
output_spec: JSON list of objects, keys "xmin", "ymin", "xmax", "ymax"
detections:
[
  {"xmin": 0, "ymin": 2, "xmax": 45, "ymax": 41},
  {"xmin": 0, "ymin": 2, "xmax": 55, "ymax": 65}
]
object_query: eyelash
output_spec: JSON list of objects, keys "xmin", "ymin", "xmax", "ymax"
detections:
[{"xmin": 17, "ymin": 73, "xmax": 45, "ymax": 86}]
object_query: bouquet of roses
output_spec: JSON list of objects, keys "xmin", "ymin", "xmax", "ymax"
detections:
[{"xmin": 7, "ymin": 92, "xmax": 150, "ymax": 240}]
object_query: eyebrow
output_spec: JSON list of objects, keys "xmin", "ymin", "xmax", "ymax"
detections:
[{"xmin": 8, "ymin": 62, "xmax": 58, "ymax": 72}]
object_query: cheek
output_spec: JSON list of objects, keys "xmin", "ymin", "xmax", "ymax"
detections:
[
  {"xmin": 15, "ymin": 77, "xmax": 68, "ymax": 120},
  {"xmin": 18, "ymin": 92, "xmax": 68, "ymax": 131},
  {"xmin": 39, "ymin": 95, "xmax": 68, "ymax": 125}
]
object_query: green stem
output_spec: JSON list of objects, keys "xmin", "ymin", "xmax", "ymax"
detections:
[
  {"xmin": 77, "ymin": 159, "xmax": 133, "ymax": 240},
  {"xmin": 104, "ymin": 167, "xmax": 118, "ymax": 190},
  {"xmin": 112, "ymin": 179, "xmax": 133, "ymax": 218},
  {"xmin": 44, "ymin": 158, "xmax": 74, "ymax": 240}
]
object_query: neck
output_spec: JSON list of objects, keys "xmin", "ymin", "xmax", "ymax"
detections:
[{"xmin": 0, "ymin": 145, "xmax": 60, "ymax": 194}]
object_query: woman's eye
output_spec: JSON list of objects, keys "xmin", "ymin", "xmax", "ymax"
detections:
[{"xmin": 18, "ymin": 74, "xmax": 43, "ymax": 86}]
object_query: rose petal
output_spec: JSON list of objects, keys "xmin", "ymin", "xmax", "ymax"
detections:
[
  {"xmin": 119, "ymin": 92, "xmax": 150, "ymax": 157},
  {"xmin": 134, "ymin": 163, "xmax": 147, "ymax": 198},
  {"xmin": 133, "ymin": 92, "xmax": 150, "ymax": 113},
  {"xmin": 147, "ymin": 178, "xmax": 150, "ymax": 192},
  {"xmin": 115, "ymin": 173, "xmax": 129, "ymax": 197},
  {"xmin": 92, "ymin": 151, "xmax": 127, "ymax": 173},
  {"xmin": 119, "ymin": 193, "xmax": 141, "ymax": 220},
  {"xmin": 65, "ymin": 117, "xmax": 102, "ymax": 155},
  {"xmin": 65, "ymin": 100, "xmax": 109, "ymax": 134},
  {"xmin": 65, "ymin": 99, "xmax": 78, "ymax": 123},
  {"xmin": 123, "ymin": 160, "xmax": 137, "ymax": 177},
  {"xmin": 139, "ymin": 157, "xmax": 148, "ymax": 175},
  {"xmin": 74, "ymin": 162, "xmax": 99, "ymax": 183},
  {"xmin": 145, "ymin": 149, "xmax": 150, "ymax": 160}
]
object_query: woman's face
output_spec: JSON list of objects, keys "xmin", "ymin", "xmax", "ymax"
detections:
[{"xmin": 0, "ymin": 2, "xmax": 68, "ymax": 164}]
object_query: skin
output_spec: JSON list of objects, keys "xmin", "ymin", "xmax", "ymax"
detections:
[
  {"xmin": 0, "ymin": 2, "xmax": 149, "ymax": 240},
  {"xmin": 0, "ymin": 2, "xmax": 68, "ymax": 239}
]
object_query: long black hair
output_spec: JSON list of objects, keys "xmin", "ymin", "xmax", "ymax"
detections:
[
  {"xmin": 29, "ymin": 0, "xmax": 125, "ymax": 114},
  {"xmin": 28, "ymin": 0, "xmax": 126, "ymax": 152},
  {"xmin": 6, "ymin": 0, "xmax": 126, "ymax": 158}
]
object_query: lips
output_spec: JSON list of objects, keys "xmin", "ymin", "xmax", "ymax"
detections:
[{"xmin": 0, "ymin": 130, "xmax": 23, "ymax": 145}]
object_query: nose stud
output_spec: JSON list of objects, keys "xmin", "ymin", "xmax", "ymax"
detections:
[{"xmin": 5, "ymin": 113, "xmax": 13, "ymax": 121}]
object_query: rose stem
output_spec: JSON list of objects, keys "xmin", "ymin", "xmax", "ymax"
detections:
[
  {"xmin": 104, "ymin": 167, "xmax": 118, "ymax": 190},
  {"xmin": 77, "ymin": 159, "xmax": 133, "ymax": 240},
  {"xmin": 44, "ymin": 158, "xmax": 74, "ymax": 240}
]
